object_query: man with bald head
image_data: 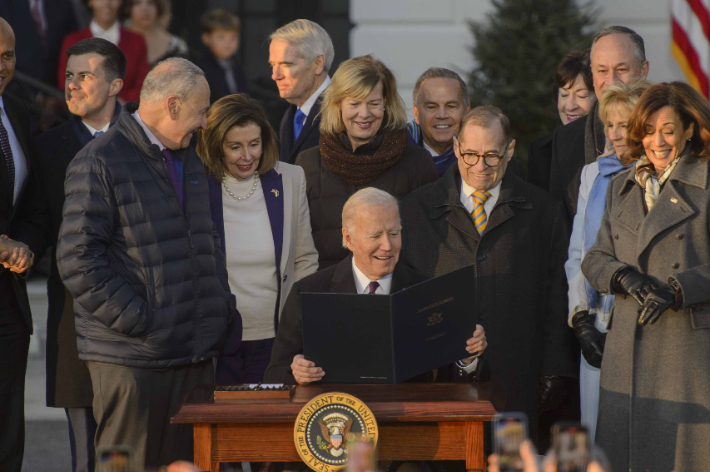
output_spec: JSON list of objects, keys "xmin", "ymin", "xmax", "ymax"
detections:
[
  {"xmin": 0, "ymin": 16, "xmax": 35, "ymax": 472},
  {"xmin": 56, "ymin": 57, "xmax": 238, "ymax": 468},
  {"xmin": 546, "ymin": 26, "xmax": 649, "ymax": 222}
]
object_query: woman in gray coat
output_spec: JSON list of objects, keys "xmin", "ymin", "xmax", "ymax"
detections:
[{"xmin": 582, "ymin": 82, "xmax": 710, "ymax": 471}]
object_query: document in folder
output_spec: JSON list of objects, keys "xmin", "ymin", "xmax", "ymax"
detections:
[{"xmin": 301, "ymin": 265, "xmax": 477, "ymax": 383}]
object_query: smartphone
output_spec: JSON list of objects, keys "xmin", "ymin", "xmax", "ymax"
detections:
[
  {"xmin": 493, "ymin": 412, "xmax": 528, "ymax": 472},
  {"xmin": 95, "ymin": 445, "xmax": 133, "ymax": 472},
  {"xmin": 552, "ymin": 422, "xmax": 589, "ymax": 472}
]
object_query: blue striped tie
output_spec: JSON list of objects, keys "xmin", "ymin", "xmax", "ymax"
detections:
[{"xmin": 471, "ymin": 190, "xmax": 491, "ymax": 234}]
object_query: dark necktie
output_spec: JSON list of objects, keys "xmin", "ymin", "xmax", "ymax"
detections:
[
  {"xmin": 161, "ymin": 148, "xmax": 183, "ymax": 208},
  {"xmin": 0, "ymin": 107, "xmax": 15, "ymax": 203},
  {"xmin": 293, "ymin": 109, "xmax": 306, "ymax": 140},
  {"xmin": 367, "ymin": 281, "xmax": 379, "ymax": 295}
]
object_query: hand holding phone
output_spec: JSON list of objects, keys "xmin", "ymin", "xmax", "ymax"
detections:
[
  {"xmin": 493, "ymin": 412, "xmax": 528, "ymax": 472},
  {"xmin": 552, "ymin": 423, "xmax": 589, "ymax": 472}
]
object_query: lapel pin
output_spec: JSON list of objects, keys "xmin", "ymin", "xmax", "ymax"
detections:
[
  {"xmin": 271, "ymin": 189, "xmax": 280, "ymax": 197},
  {"xmin": 671, "ymin": 198, "xmax": 678, "ymax": 204}
]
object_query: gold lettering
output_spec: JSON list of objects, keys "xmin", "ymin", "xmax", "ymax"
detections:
[{"xmin": 416, "ymin": 297, "xmax": 454, "ymax": 313}]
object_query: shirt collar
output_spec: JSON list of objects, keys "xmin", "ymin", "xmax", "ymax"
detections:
[
  {"xmin": 0, "ymin": 96, "xmax": 5, "ymax": 111},
  {"xmin": 82, "ymin": 121, "xmax": 110, "ymax": 136},
  {"xmin": 299, "ymin": 75, "xmax": 331, "ymax": 118},
  {"xmin": 132, "ymin": 110, "xmax": 166, "ymax": 150},
  {"xmin": 460, "ymin": 176, "xmax": 502, "ymax": 200},
  {"xmin": 423, "ymin": 140, "xmax": 438, "ymax": 156},
  {"xmin": 90, "ymin": 20, "xmax": 120, "ymax": 45},
  {"xmin": 351, "ymin": 256, "xmax": 393, "ymax": 295}
]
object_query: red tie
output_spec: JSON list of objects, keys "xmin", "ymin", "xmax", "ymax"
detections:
[{"xmin": 367, "ymin": 281, "xmax": 379, "ymax": 295}]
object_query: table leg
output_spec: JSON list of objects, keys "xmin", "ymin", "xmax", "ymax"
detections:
[
  {"xmin": 194, "ymin": 423, "xmax": 219, "ymax": 472},
  {"xmin": 465, "ymin": 421, "xmax": 485, "ymax": 472}
]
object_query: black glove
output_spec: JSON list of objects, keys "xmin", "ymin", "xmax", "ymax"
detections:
[
  {"xmin": 571, "ymin": 310, "xmax": 606, "ymax": 368},
  {"xmin": 611, "ymin": 266, "xmax": 657, "ymax": 306},
  {"xmin": 638, "ymin": 282, "xmax": 681, "ymax": 326},
  {"xmin": 539, "ymin": 376, "xmax": 567, "ymax": 412}
]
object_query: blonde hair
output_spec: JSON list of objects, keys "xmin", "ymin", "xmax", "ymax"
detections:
[
  {"xmin": 320, "ymin": 55, "xmax": 407, "ymax": 137},
  {"xmin": 598, "ymin": 79, "xmax": 652, "ymax": 157},
  {"xmin": 270, "ymin": 19, "xmax": 334, "ymax": 71},
  {"xmin": 197, "ymin": 94, "xmax": 278, "ymax": 181}
]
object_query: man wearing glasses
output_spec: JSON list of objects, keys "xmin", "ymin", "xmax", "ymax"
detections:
[{"xmin": 399, "ymin": 106, "xmax": 576, "ymax": 447}]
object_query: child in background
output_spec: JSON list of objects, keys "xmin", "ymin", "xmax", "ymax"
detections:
[{"xmin": 194, "ymin": 9, "xmax": 249, "ymax": 104}]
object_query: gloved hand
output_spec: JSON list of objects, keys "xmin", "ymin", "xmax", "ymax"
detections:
[
  {"xmin": 571, "ymin": 310, "xmax": 606, "ymax": 368},
  {"xmin": 538, "ymin": 376, "xmax": 567, "ymax": 412},
  {"xmin": 612, "ymin": 266, "xmax": 657, "ymax": 306},
  {"xmin": 638, "ymin": 282, "xmax": 681, "ymax": 326}
]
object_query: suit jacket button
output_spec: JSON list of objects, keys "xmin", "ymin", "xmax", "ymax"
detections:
[
  {"xmin": 477, "ymin": 254, "xmax": 486, "ymax": 262},
  {"xmin": 677, "ymin": 234, "xmax": 685, "ymax": 240},
  {"xmin": 672, "ymin": 263, "xmax": 680, "ymax": 269},
  {"xmin": 614, "ymin": 234, "xmax": 619, "ymax": 240},
  {"xmin": 282, "ymin": 274, "xmax": 287, "ymax": 282}
]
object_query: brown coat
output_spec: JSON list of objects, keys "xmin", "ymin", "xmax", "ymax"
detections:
[
  {"xmin": 582, "ymin": 154, "xmax": 710, "ymax": 471},
  {"xmin": 295, "ymin": 136, "xmax": 437, "ymax": 268}
]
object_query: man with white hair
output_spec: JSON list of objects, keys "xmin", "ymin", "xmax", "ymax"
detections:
[
  {"xmin": 269, "ymin": 19, "xmax": 334, "ymax": 163},
  {"xmin": 264, "ymin": 187, "xmax": 486, "ymax": 384},
  {"xmin": 56, "ymin": 57, "xmax": 238, "ymax": 469}
]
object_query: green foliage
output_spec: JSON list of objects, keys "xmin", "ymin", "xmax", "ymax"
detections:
[
  {"xmin": 317, "ymin": 435, "xmax": 329, "ymax": 450},
  {"xmin": 468, "ymin": 0, "xmax": 598, "ymax": 167}
]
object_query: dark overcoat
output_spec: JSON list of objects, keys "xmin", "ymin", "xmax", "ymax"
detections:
[
  {"xmin": 279, "ymin": 99, "xmax": 323, "ymax": 164},
  {"xmin": 295, "ymin": 139, "xmax": 437, "ymax": 268},
  {"xmin": 399, "ymin": 164, "xmax": 576, "ymax": 440},
  {"xmin": 14, "ymin": 118, "xmax": 92, "ymax": 407},
  {"xmin": 582, "ymin": 155, "xmax": 710, "ymax": 471}
]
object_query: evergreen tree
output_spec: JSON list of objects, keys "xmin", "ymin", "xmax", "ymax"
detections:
[{"xmin": 468, "ymin": 0, "xmax": 597, "ymax": 167}]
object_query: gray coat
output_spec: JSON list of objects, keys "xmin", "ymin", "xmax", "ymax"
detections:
[{"xmin": 582, "ymin": 154, "xmax": 710, "ymax": 472}]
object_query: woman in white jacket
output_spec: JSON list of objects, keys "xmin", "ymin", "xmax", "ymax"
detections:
[{"xmin": 565, "ymin": 79, "xmax": 651, "ymax": 440}]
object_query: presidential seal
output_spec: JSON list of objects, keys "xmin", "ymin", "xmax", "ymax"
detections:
[{"xmin": 294, "ymin": 392, "xmax": 378, "ymax": 471}]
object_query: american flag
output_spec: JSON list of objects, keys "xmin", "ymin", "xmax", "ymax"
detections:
[{"xmin": 672, "ymin": 0, "xmax": 710, "ymax": 98}]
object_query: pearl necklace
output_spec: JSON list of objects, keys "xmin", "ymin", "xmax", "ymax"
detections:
[{"xmin": 223, "ymin": 174, "xmax": 259, "ymax": 201}]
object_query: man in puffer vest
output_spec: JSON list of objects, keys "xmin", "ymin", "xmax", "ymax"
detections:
[{"xmin": 57, "ymin": 57, "xmax": 239, "ymax": 470}]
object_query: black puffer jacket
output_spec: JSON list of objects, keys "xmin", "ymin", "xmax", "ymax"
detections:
[{"xmin": 57, "ymin": 104, "xmax": 237, "ymax": 368}]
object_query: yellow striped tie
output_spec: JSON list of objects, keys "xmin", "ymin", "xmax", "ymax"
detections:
[{"xmin": 471, "ymin": 190, "xmax": 491, "ymax": 233}]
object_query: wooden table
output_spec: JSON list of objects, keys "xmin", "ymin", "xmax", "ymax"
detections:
[{"xmin": 172, "ymin": 383, "xmax": 499, "ymax": 472}]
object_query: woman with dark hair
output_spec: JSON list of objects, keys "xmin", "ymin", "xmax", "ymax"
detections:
[
  {"xmin": 295, "ymin": 55, "xmax": 437, "ymax": 268},
  {"xmin": 528, "ymin": 49, "xmax": 595, "ymax": 188},
  {"xmin": 198, "ymin": 94, "xmax": 318, "ymax": 383},
  {"xmin": 124, "ymin": 0, "xmax": 188, "ymax": 66},
  {"xmin": 555, "ymin": 49, "xmax": 596, "ymax": 125},
  {"xmin": 582, "ymin": 82, "xmax": 710, "ymax": 470}
]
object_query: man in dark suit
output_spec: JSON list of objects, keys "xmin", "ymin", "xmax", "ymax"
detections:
[
  {"xmin": 400, "ymin": 106, "xmax": 576, "ymax": 446},
  {"xmin": 0, "ymin": 16, "xmax": 37, "ymax": 472},
  {"xmin": 264, "ymin": 187, "xmax": 486, "ymax": 384},
  {"xmin": 546, "ymin": 26, "xmax": 648, "ymax": 222},
  {"xmin": 14, "ymin": 37, "xmax": 124, "ymax": 472},
  {"xmin": 269, "ymin": 19, "xmax": 334, "ymax": 164}
]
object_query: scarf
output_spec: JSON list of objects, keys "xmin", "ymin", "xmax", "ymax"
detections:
[
  {"xmin": 320, "ymin": 129, "xmax": 408, "ymax": 185},
  {"xmin": 406, "ymin": 120, "xmax": 457, "ymax": 176},
  {"xmin": 583, "ymin": 153, "xmax": 631, "ymax": 315},
  {"xmin": 584, "ymin": 101, "xmax": 607, "ymax": 165},
  {"xmin": 634, "ymin": 150, "xmax": 685, "ymax": 212}
]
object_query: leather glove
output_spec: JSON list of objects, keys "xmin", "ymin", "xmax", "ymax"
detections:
[
  {"xmin": 611, "ymin": 266, "xmax": 657, "ymax": 306},
  {"xmin": 571, "ymin": 310, "xmax": 606, "ymax": 368},
  {"xmin": 638, "ymin": 282, "xmax": 681, "ymax": 326},
  {"xmin": 538, "ymin": 376, "xmax": 567, "ymax": 412}
]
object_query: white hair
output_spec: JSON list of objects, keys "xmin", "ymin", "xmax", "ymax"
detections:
[
  {"xmin": 139, "ymin": 57, "xmax": 205, "ymax": 103},
  {"xmin": 270, "ymin": 19, "xmax": 335, "ymax": 72},
  {"xmin": 341, "ymin": 188, "xmax": 400, "ymax": 248}
]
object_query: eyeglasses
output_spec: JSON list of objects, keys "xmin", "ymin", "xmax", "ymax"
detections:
[{"xmin": 457, "ymin": 143, "xmax": 508, "ymax": 167}]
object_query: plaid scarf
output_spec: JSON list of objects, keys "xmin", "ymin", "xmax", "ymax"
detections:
[
  {"xmin": 406, "ymin": 120, "xmax": 456, "ymax": 176},
  {"xmin": 634, "ymin": 152, "xmax": 684, "ymax": 212}
]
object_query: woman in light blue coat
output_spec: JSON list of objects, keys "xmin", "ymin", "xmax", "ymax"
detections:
[{"xmin": 565, "ymin": 80, "xmax": 651, "ymax": 440}]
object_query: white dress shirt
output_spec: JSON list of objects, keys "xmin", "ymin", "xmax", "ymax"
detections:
[
  {"xmin": 297, "ymin": 75, "xmax": 331, "ymax": 122},
  {"xmin": 423, "ymin": 140, "xmax": 438, "ymax": 157},
  {"xmin": 351, "ymin": 257, "xmax": 392, "ymax": 295},
  {"xmin": 83, "ymin": 121, "xmax": 110, "ymax": 136},
  {"xmin": 90, "ymin": 20, "xmax": 120, "ymax": 45},
  {"xmin": 0, "ymin": 97, "xmax": 28, "ymax": 205},
  {"xmin": 132, "ymin": 111, "xmax": 165, "ymax": 150},
  {"xmin": 459, "ymin": 177, "xmax": 502, "ymax": 219}
]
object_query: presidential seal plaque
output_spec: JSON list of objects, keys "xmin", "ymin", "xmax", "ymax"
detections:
[{"xmin": 294, "ymin": 392, "xmax": 378, "ymax": 471}]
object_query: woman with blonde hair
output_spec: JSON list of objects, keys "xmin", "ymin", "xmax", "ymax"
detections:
[
  {"xmin": 198, "ymin": 94, "xmax": 318, "ymax": 383},
  {"xmin": 295, "ymin": 55, "xmax": 437, "ymax": 268},
  {"xmin": 565, "ymin": 79, "xmax": 651, "ymax": 440}
]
